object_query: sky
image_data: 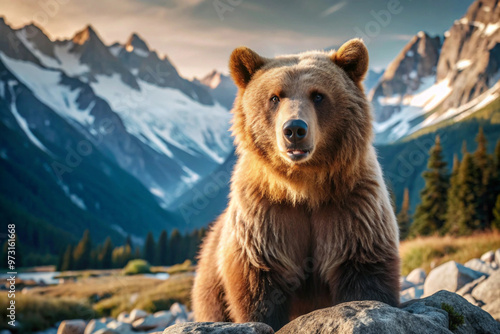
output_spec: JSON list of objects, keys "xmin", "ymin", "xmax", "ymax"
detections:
[{"xmin": 2, "ymin": 0, "xmax": 474, "ymax": 79}]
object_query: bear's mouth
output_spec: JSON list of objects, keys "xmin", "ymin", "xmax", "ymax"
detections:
[{"xmin": 286, "ymin": 149, "xmax": 310, "ymax": 161}]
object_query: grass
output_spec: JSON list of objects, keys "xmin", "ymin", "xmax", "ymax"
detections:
[
  {"xmin": 19, "ymin": 271, "xmax": 194, "ymax": 323},
  {"xmin": 400, "ymin": 231, "xmax": 500, "ymax": 275},
  {"xmin": 152, "ymin": 259, "xmax": 195, "ymax": 275},
  {"xmin": 441, "ymin": 303, "xmax": 465, "ymax": 331},
  {"xmin": 93, "ymin": 273, "xmax": 194, "ymax": 317},
  {"xmin": 0, "ymin": 293, "xmax": 93, "ymax": 333}
]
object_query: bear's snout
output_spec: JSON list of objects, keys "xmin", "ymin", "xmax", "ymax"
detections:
[{"xmin": 282, "ymin": 119, "xmax": 308, "ymax": 143}]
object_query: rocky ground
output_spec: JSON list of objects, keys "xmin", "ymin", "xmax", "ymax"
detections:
[{"xmin": 16, "ymin": 248, "xmax": 499, "ymax": 334}]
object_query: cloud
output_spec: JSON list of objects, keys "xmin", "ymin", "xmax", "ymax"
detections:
[{"xmin": 320, "ymin": 1, "xmax": 347, "ymax": 18}]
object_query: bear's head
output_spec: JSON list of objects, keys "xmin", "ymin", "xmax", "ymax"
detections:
[{"xmin": 229, "ymin": 39, "xmax": 373, "ymax": 181}]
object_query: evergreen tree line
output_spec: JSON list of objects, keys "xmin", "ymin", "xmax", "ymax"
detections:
[
  {"xmin": 56, "ymin": 228, "xmax": 206, "ymax": 271},
  {"xmin": 396, "ymin": 128, "xmax": 500, "ymax": 239}
]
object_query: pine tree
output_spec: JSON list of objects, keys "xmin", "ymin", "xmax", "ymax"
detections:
[
  {"xmin": 98, "ymin": 237, "xmax": 114, "ymax": 269},
  {"xmin": 125, "ymin": 235, "xmax": 133, "ymax": 249},
  {"xmin": 473, "ymin": 127, "xmax": 494, "ymax": 228},
  {"xmin": 443, "ymin": 154, "xmax": 461, "ymax": 234},
  {"xmin": 73, "ymin": 230, "xmax": 91, "ymax": 270},
  {"xmin": 410, "ymin": 136, "xmax": 449, "ymax": 237},
  {"xmin": 143, "ymin": 232, "xmax": 156, "ymax": 265},
  {"xmin": 397, "ymin": 188, "xmax": 411, "ymax": 240},
  {"xmin": 112, "ymin": 245, "xmax": 132, "ymax": 268},
  {"xmin": 168, "ymin": 229, "xmax": 182, "ymax": 265},
  {"xmin": 157, "ymin": 230, "xmax": 168, "ymax": 266},
  {"xmin": 61, "ymin": 244, "xmax": 74, "ymax": 271},
  {"xmin": 492, "ymin": 194, "xmax": 500, "ymax": 231},
  {"xmin": 455, "ymin": 153, "xmax": 482, "ymax": 234}
]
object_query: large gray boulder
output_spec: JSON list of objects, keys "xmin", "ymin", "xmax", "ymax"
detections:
[
  {"xmin": 400, "ymin": 285, "xmax": 424, "ymax": 303},
  {"xmin": 472, "ymin": 270, "xmax": 500, "ymax": 305},
  {"xmin": 84, "ymin": 320, "xmax": 107, "ymax": 334},
  {"xmin": 163, "ymin": 322, "xmax": 274, "ymax": 333},
  {"xmin": 277, "ymin": 300, "xmax": 449, "ymax": 334},
  {"xmin": 424, "ymin": 261, "xmax": 484, "ymax": 296},
  {"xmin": 406, "ymin": 268, "xmax": 427, "ymax": 286},
  {"xmin": 464, "ymin": 259, "xmax": 496, "ymax": 275},
  {"xmin": 481, "ymin": 251, "xmax": 495, "ymax": 263},
  {"xmin": 277, "ymin": 291, "xmax": 500, "ymax": 334}
]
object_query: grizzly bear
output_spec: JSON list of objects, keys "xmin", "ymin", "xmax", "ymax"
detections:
[{"xmin": 192, "ymin": 39, "xmax": 400, "ymax": 330}]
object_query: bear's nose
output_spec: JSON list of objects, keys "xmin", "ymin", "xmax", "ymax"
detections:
[{"xmin": 283, "ymin": 119, "xmax": 308, "ymax": 143}]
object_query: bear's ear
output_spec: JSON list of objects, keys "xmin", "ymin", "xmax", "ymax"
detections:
[
  {"xmin": 331, "ymin": 39, "xmax": 369, "ymax": 84},
  {"xmin": 229, "ymin": 47, "xmax": 267, "ymax": 89}
]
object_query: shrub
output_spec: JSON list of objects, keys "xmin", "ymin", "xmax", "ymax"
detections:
[{"xmin": 123, "ymin": 259, "xmax": 151, "ymax": 275}]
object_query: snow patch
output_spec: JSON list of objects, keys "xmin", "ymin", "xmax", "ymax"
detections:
[
  {"xmin": 6, "ymin": 80, "xmax": 51, "ymax": 154},
  {"xmin": 58, "ymin": 181, "xmax": 87, "ymax": 210},
  {"xmin": 149, "ymin": 187, "xmax": 165, "ymax": 197},
  {"xmin": 456, "ymin": 59, "xmax": 471, "ymax": 70},
  {"xmin": 90, "ymin": 74, "xmax": 233, "ymax": 164},
  {"xmin": 484, "ymin": 22, "xmax": 499, "ymax": 36},
  {"xmin": 53, "ymin": 43, "xmax": 90, "ymax": 76},
  {"xmin": 0, "ymin": 54, "xmax": 95, "ymax": 125},
  {"xmin": 133, "ymin": 48, "xmax": 149, "ymax": 57},
  {"xmin": 15, "ymin": 30, "xmax": 60, "ymax": 68}
]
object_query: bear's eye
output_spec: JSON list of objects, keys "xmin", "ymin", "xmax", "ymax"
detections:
[
  {"xmin": 270, "ymin": 95, "xmax": 280, "ymax": 104},
  {"xmin": 312, "ymin": 93, "xmax": 324, "ymax": 104}
]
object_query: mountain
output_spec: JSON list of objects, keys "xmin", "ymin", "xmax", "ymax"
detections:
[
  {"xmin": 197, "ymin": 70, "xmax": 238, "ymax": 110},
  {"xmin": 110, "ymin": 33, "xmax": 214, "ymax": 105},
  {"xmin": 371, "ymin": 0, "xmax": 500, "ymax": 144},
  {"xmin": 0, "ymin": 18, "xmax": 234, "ymax": 250},
  {"xmin": 364, "ymin": 69, "xmax": 384, "ymax": 93}
]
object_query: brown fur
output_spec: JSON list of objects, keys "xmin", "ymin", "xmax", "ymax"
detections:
[{"xmin": 192, "ymin": 39, "xmax": 400, "ymax": 331}]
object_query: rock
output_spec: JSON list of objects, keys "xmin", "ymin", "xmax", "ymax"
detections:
[
  {"xmin": 277, "ymin": 291, "xmax": 500, "ymax": 334},
  {"xmin": 92, "ymin": 330, "xmax": 118, "ymax": 334},
  {"xmin": 117, "ymin": 312, "xmax": 130, "ymax": 323},
  {"xmin": 403, "ymin": 291, "xmax": 500, "ymax": 334},
  {"xmin": 278, "ymin": 300, "xmax": 450, "ymax": 334},
  {"xmin": 105, "ymin": 320, "xmax": 132, "ymax": 332},
  {"xmin": 456, "ymin": 275, "xmax": 487, "ymax": 296},
  {"xmin": 495, "ymin": 249, "xmax": 500, "ymax": 267},
  {"xmin": 57, "ymin": 320, "xmax": 86, "ymax": 334},
  {"xmin": 482, "ymin": 299, "xmax": 500, "ymax": 321},
  {"xmin": 400, "ymin": 277, "xmax": 415, "ymax": 291},
  {"xmin": 481, "ymin": 250, "xmax": 495, "ymax": 263},
  {"xmin": 84, "ymin": 320, "xmax": 107, "ymax": 334},
  {"xmin": 170, "ymin": 303, "xmax": 188, "ymax": 319},
  {"xmin": 133, "ymin": 313, "xmax": 174, "ymax": 331},
  {"xmin": 472, "ymin": 270, "xmax": 500, "ymax": 305},
  {"xmin": 163, "ymin": 322, "xmax": 274, "ymax": 333},
  {"xmin": 464, "ymin": 259, "xmax": 496, "ymax": 275},
  {"xmin": 400, "ymin": 285, "xmax": 424, "ymax": 303},
  {"xmin": 406, "ymin": 268, "xmax": 426, "ymax": 286},
  {"xmin": 129, "ymin": 309, "xmax": 149, "ymax": 322},
  {"xmin": 423, "ymin": 261, "xmax": 484, "ymax": 296}
]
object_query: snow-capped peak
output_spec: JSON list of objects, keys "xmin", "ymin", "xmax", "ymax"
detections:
[
  {"xmin": 72, "ymin": 25, "xmax": 100, "ymax": 45},
  {"xmin": 125, "ymin": 33, "xmax": 150, "ymax": 53}
]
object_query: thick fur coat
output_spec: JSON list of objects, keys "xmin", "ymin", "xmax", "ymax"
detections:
[{"xmin": 192, "ymin": 39, "xmax": 400, "ymax": 331}]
